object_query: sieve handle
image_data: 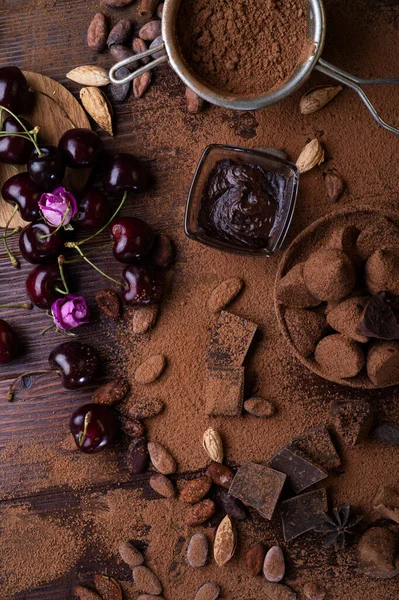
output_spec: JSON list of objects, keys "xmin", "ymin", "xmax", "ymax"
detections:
[
  {"xmin": 315, "ymin": 59, "xmax": 399, "ymax": 136},
  {"xmin": 109, "ymin": 43, "xmax": 168, "ymax": 85}
]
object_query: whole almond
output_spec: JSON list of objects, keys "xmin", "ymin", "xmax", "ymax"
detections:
[
  {"xmin": 128, "ymin": 397, "xmax": 164, "ymax": 419},
  {"xmin": 127, "ymin": 437, "xmax": 149, "ymax": 474},
  {"xmin": 95, "ymin": 289, "xmax": 121, "ymax": 319},
  {"xmin": 92, "ymin": 378, "xmax": 130, "ymax": 405},
  {"xmin": 133, "ymin": 305, "xmax": 159, "ymax": 334},
  {"xmin": 94, "ymin": 575, "xmax": 122, "ymax": 600},
  {"xmin": 133, "ymin": 71, "xmax": 152, "ymax": 99},
  {"xmin": 74, "ymin": 587, "xmax": 102, "ymax": 600},
  {"xmin": 264, "ymin": 582, "xmax": 297, "ymax": 600},
  {"xmin": 107, "ymin": 19, "xmax": 131, "ymax": 47},
  {"xmin": 206, "ymin": 462, "xmax": 234, "ymax": 489},
  {"xmin": 80, "ymin": 87, "xmax": 113, "ymax": 135},
  {"xmin": 67, "ymin": 65, "xmax": 110, "ymax": 87},
  {"xmin": 187, "ymin": 532, "xmax": 209, "ymax": 568},
  {"xmin": 303, "ymin": 582, "xmax": 326, "ymax": 600},
  {"xmin": 263, "ymin": 546, "xmax": 285, "ymax": 582},
  {"xmin": 139, "ymin": 20, "xmax": 162, "ymax": 41},
  {"xmin": 150, "ymin": 474, "xmax": 175, "ymax": 498},
  {"xmin": 135, "ymin": 354, "xmax": 166, "ymax": 384},
  {"xmin": 323, "ymin": 169, "xmax": 345, "ymax": 203},
  {"xmin": 147, "ymin": 441, "xmax": 177, "ymax": 474},
  {"xmin": 180, "ymin": 475, "xmax": 212, "ymax": 504},
  {"xmin": 119, "ymin": 541, "xmax": 144, "ymax": 567},
  {"xmin": 132, "ymin": 37, "xmax": 151, "ymax": 65},
  {"xmin": 194, "ymin": 583, "xmax": 221, "ymax": 600},
  {"xmin": 187, "ymin": 499, "xmax": 216, "ymax": 526},
  {"xmin": 300, "ymin": 85, "xmax": 343, "ymax": 115},
  {"xmin": 245, "ymin": 542, "xmax": 266, "ymax": 576},
  {"xmin": 186, "ymin": 87, "xmax": 204, "ymax": 114},
  {"xmin": 214, "ymin": 515, "xmax": 236, "ymax": 566},
  {"xmin": 244, "ymin": 397, "xmax": 275, "ymax": 418},
  {"xmin": 87, "ymin": 13, "xmax": 108, "ymax": 52},
  {"xmin": 132, "ymin": 565, "xmax": 162, "ymax": 595},
  {"xmin": 296, "ymin": 139, "xmax": 324, "ymax": 174},
  {"xmin": 203, "ymin": 427, "xmax": 223, "ymax": 463},
  {"xmin": 208, "ymin": 277, "xmax": 244, "ymax": 312},
  {"xmin": 121, "ymin": 416, "xmax": 145, "ymax": 438}
]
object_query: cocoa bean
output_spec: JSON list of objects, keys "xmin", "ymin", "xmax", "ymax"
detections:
[
  {"xmin": 214, "ymin": 488, "xmax": 247, "ymax": 521},
  {"xmin": 133, "ymin": 71, "xmax": 152, "ymax": 99},
  {"xmin": 92, "ymin": 378, "xmax": 130, "ymax": 405},
  {"xmin": 323, "ymin": 169, "xmax": 345, "ymax": 203},
  {"xmin": 303, "ymin": 582, "xmax": 326, "ymax": 600},
  {"xmin": 180, "ymin": 475, "xmax": 212, "ymax": 504},
  {"xmin": 95, "ymin": 289, "xmax": 121, "ymax": 319},
  {"xmin": 133, "ymin": 304, "xmax": 159, "ymax": 334},
  {"xmin": 206, "ymin": 461, "xmax": 234, "ymax": 489},
  {"xmin": 264, "ymin": 582, "xmax": 297, "ymax": 600},
  {"xmin": 187, "ymin": 532, "xmax": 209, "ymax": 568},
  {"xmin": 186, "ymin": 87, "xmax": 204, "ymax": 114},
  {"xmin": 127, "ymin": 437, "xmax": 149, "ymax": 474},
  {"xmin": 157, "ymin": 2, "xmax": 164, "ymax": 18},
  {"xmin": 110, "ymin": 44, "xmax": 137, "ymax": 67},
  {"xmin": 245, "ymin": 542, "xmax": 266, "ymax": 576},
  {"xmin": 121, "ymin": 415, "xmax": 145, "ymax": 438},
  {"xmin": 132, "ymin": 565, "xmax": 162, "ymax": 596},
  {"xmin": 244, "ymin": 397, "xmax": 275, "ymax": 418},
  {"xmin": 132, "ymin": 38, "xmax": 151, "ymax": 65},
  {"xmin": 127, "ymin": 397, "xmax": 164, "ymax": 419},
  {"xmin": 87, "ymin": 13, "xmax": 108, "ymax": 52},
  {"xmin": 138, "ymin": 0, "xmax": 159, "ymax": 18},
  {"xmin": 138, "ymin": 20, "xmax": 162, "ymax": 41},
  {"xmin": 119, "ymin": 540, "xmax": 144, "ymax": 567},
  {"xmin": 94, "ymin": 574, "xmax": 123, "ymax": 600},
  {"xmin": 108, "ymin": 68, "xmax": 131, "ymax": 102},
  {"xmin": 186, "ymin": 499, "xmax": 216, "ymax": 526},
  {"xmin": 103, "ymin": 0, "xmax": 133, "ymax": 7},
  {"xmin": 135, "ymin": 354, "xmax": 166, "ymax": 384},
  {"xmin": 149, "ymin": 474, "xmax": 175, "ymax": 498},
  {"xmin": 74, "ymin": 587, "xmax": 102, "ymax": 600},
  {"xmin": 147, "ymin": 441, "xmax": 177, "ymax": 474},
  {"xmin": 194, "ymin": 583, "xmax": 220, "ymax": 600},
  {"xmin": 107, "ymin": 20, "xmax": 131, "ymax": 47},
  {"xmin": 149, "ymin": 36, "xmax": 166, "ymax": 59},
  {"xmin": 263, "ymin": 546, "xmax": 285, "ymax": 582}
]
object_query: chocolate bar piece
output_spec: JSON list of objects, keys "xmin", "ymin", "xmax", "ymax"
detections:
[
  {"xmin": 207, "ymin": 310, "xmax": 258, "ymax": 366},
  {"xmin": 229, "ymin": 462, "xmax": 286, "ymax": 520},
  {"xmin": 330, "ymin": 399, "xmax": 373, "ymax": 446},
  {"xmin": 280, "ymin": 488, "xmax": 328, "ymax": 541},
  {"xmin": 269, "ymin": 446, "xmax": 327, "ymax": 493},
  {"xmin": 290, "ymin": 426, "xmax": 341, "ymax": 471},
  {"xmin": 204, "ymin": 364, "xmax": 244, "ymax": 416}
]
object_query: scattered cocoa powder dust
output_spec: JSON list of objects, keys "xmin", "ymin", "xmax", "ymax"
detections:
[{"xmin": 177, "ymin": 0, "xmax": 307, "ymax": 97}]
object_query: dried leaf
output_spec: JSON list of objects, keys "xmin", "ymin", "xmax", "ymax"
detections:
[
  {"xmin": 296, "ymin": 139, "xmax": 325, "ymax": 174},
  {"xmin": 300, "ymin": 85, "xmax": 343, "ymax": 115},
  {"xmin": 67, "ymin": 65, "xmax": 110, "ymax": 86},
  {"xmin": 80, "ymin": 87, "xmax": 113, "ymax": 135}
]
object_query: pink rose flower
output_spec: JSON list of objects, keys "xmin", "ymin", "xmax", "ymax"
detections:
[
  {"xmin": 51, "ymin": 295, "xmax": 90, "ymax": 331},
  {"xmin": 39, "ymin": 186, "xmax": 78, "ymax": 227}
]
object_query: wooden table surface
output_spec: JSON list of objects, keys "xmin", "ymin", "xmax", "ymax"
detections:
[{"xmin": 0, "ymin": 0, "xmax": 399, "ymax": 598}]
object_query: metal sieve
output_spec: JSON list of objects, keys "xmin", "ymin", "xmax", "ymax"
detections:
[{"xmin": 109, "ymin": 0, "xmax": 399, "ymax": 135}]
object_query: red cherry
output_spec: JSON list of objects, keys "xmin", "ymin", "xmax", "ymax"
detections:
[
  {"xmin": 122, "ymin": 264, "xmax": 164, "ymax": 305},
  {"xmin": 0, "ymin": 116, "xmax": 34, "ymax": 164},
  {"xmin": 2, "ymin": 173, "xmax": 43, "ymax": 221},
  {"xmin": 26, "ymin": 264, "xmax": 65, "ymax": 309},
  {"xmin": 19, "ymin": 222, "xmax": 63, "ymax": 264},
  {"xmin": 74, "ymin": 188, "xmax": 110, "ymax": 231},
  {"xmin": 110, "ymin": 217, "xmax": 154, "ymax": 263},
  {"xmin": 0, "ymin": 319, "xmax": 18, "ymax": 364},
  {"xmin": 69, "ymin": 403, "xmax": 117, "ymax": 453}
]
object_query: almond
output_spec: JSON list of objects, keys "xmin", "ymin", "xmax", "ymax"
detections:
[
  {"xmin": 87, "ymin": 13, "xmax": 108, "ymax": 52},
  {"xmin": 245, "ymin": 542, "xmax": 266, "ymax": 576},
  {"xmin": 264, "ymin": 582, "xmax": 297, "ymax": 600},
  {"xmin": 147, "ymin": 441, "xmax": 177, "ymax": 474},
  {"xmin": 133, "ymin": 71, "xmax": 152, "ymax": 99},
  {"xmin": 208, "ymin": 277, "xmax": 244, "ymax": 312},
  {"xmin": 74, "ymin": 586, "xmax": 102, "ymax": 600},
  {"xmin": 149, "ymin": 474, "xmax": 175, "ymax": 498},
  {"xmin": 303, "ymin": 582, "xmax": 326, "ymax": 600},
  {"xmin": 263, "ymin": 546, "xmax": 285, "ymax": 582},
  {"xmin": 132, "ymin": 565, "xmax": 162, "ymax": 595},
  {"xmin": 138, "ymin": 20, "xmax": 162, "ymax": 41},
  {"xmin": 133, "ymin": 305, "xmax": 159, "ymax": 334},
  {"xmin": 67, "ymin": 65, "xmax": 110, "ymax": 87},
  {"xmin": 194, "ymin": 582, "xmax": 221, "ymax": 600},
  {"xmin": 186, "ymin": 87, "xmax": 204, "ymax": 114},
  {"xmin": 296, "ymin": 139, "xmax": 324, "ymax": 174},
  {"xmin": 119, "ymin": 541, "xmax": 144, "ymax": 567},
  {"xmin": 203, "ymin": 427, "xmax": 223, "ymax": 463},
  {"xmin": 187, "ymin": 499, "xmax": 216, "ymax": 526},
  {"xmin": 187, "ymin": 532, "xmax": 209, "ymax": 568},
  {"xmin": 214, "ymin": 515, "xmax": 236, "ymax": 566},
  {"xmin": 180, "ymin": 475, "xmax": 212, "ymax": 504},
  {"xmin": 92, "ymin": 378, "xmax": 130, "ymax": 405},
  {"xmin": 300, "ymin": 85, "xmax": 343, "ymax": 115},
  {"xmin": 94, "ymin": 575, "xmax": 122, "ymax": 600},
  {"xmin": 127, "ymin": 398, "xmax": 164, "ymax": 419},
  {"xmin": 244, "ymin": 397, "xmax": 275, "ymax": 418},
  {"xmin": 80, "ymin": 86, "xmax": 113, "ymax": 135},
  {"xmin": 135, "ymin": 354, "xmax": 166, "ymax": 384},
  {"xmin": 206, "ymin": 462, "xmax": 234, "ymax": 489}
]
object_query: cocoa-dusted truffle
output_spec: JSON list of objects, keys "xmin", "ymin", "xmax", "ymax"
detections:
[
  {"xmin": 303, "ymin": 248, "xmax": 356, "ymax": 302},
  {"xmin": 366, "ymin": 340, "xmax": 399, "ymax": 386},
  {"xmin": 327, "ymin": 224, "xmax": 360, "ymax": 260},
  {"xmin": 358, "ymin": 527, "xmax": 399, "ymax": 579},
  {"xmin": 276, "ymin": 263, "xmax": 320, "ymax": 308},
  {"xmin": 327, "ymin": 296, "xmax": 369, "ymax": 343},
  {"xmin": 284, "ymin": 308, "xmax": 328, "ymax": 357},
  {"xmin": 365, "ymin": 250, "xmax": 399, "ymax": 296},
  {"xmin": 314, "ymin": 334, "xmax": 365, "ymax": 379},
  {"xmin": 356, "ymin": 218, "xmax": 399, "ymax": 260}
]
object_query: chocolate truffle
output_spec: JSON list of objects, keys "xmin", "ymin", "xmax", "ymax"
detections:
[
  {"xmin": 303, "ymin": 248, "xmax": 356, "ymax": 302},
  {"xmin": 366, "ymin": 340, "xmax": 399, "ymax": 386},
  {"xmin": 314, "ymin": 334, "xmax": 365, "ymax": 379},
  {"xmin": 284, "ymin": 308, "xmax": 328, "ymax": 357},
  {"xmin": 365, "ymin": 250, "xmax": 399, "ymax": 296},
  {"xmin": 276, "ymin": 263, "xmax": 320, "ymax": 308},
  {"xmin": 327, "ymin": 224, "xmax": 360, "ymax": 261},
  {"xmin": 356, "ymin": 218, "xmax": 399, "ymax": 261},
  {"xmin": 358, "ymin": 527, "xmax": 399, "ymax": 579},
  {"xmin": 326, "ymin": 296, "xmax": 369, "ymax": 343}
]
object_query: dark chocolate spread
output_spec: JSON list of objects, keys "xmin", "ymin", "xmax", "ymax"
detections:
[{"xmin": 198, "ymin": 159, "xmax": 284, "ymax": 249}]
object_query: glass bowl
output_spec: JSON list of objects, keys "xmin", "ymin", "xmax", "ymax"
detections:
[{"xmin": 184, "ymin": 144, "xmax": 299, "ymax": 257}]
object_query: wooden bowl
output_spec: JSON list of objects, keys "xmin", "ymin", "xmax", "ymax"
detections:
[{"xmin": 275, "ymin": 206, "xmax": 399, "ymax": 389}]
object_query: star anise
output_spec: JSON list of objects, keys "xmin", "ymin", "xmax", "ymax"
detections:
[{"xmin": 313, "ymin": 504, "xmax": 363, "ymax": 548}]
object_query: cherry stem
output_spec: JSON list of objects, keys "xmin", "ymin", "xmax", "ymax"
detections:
[
  {"xmin": 57, "ymin": 255, "xmax": 69, "ymax": 294},
  {"xmin": 0, "ymin": 104, "xmax": 42, "ymax": 156},
  {"xmin": 3, "ymin": 226, "xmax": 22, "ymax": 239},
  {"xmin": 63, "ymin": 242, "xmax": 113, "ymax": 264},
  {"xmin": 32, "ymin": 88, "xmax": 77, "ymax": 129},
  {"xmin": 3, "ymin": 206, "xmax": 20, "ymax": 269},
  {"xmin": 78, "ymin": 411, "xmax": 92, "ymax": 446},
  {"xmin": 72, "ymin": 245, "xmax": 123, "ymax": 288},
  {"xmin": 7, "ymin": 369, "xmax": 55, "ymax": 402},
  {"xmin": 65, "ymin": 191, "xmax": 127, "ymax": 249},
  {"xmin": 0, "ymin": 302, "xmax": 33, "ymax": 310},
  {"xmin": 40, "ymin": 207, "xmax": 70, "ymax": 240},
  {"xmin": 41, "ymin": 323, "xmax": 56, "ymax": 335}
]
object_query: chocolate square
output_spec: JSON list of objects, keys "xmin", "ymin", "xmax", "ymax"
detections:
[
  {"xmin": 204, "ymin": 364, "xmax": 244, "ymax": 416},
  {"xmin": 229, "ymin": 462, "xmax": 286, "ymax": 520},
  {"xmin": 207, "ymin": 310, "xmax": 258, "ymax": 366},
  {"xmin": 281, "ymin": 488, "xmax": 328, "ymax": 541},
  {"xmin": 330, "ymin": 399, "xmax": 373, "ymax": 446},
  {"xmin": 269, "ymin": 446, "xmax": 327, "ymax": 493},
  {"xmin": 290, "ymin": 426, "xmax": 341, "ymax": 471}
]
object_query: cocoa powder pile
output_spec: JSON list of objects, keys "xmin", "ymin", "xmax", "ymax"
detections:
[{"xmin": 177, "ymin": 0, "xmax": 307, "ymax": 97}]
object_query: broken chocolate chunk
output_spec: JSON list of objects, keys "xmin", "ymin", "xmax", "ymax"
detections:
[
  {"xmin": 280, "ymin": 489, "xmax": 328, "ymax": 542},
  {"xmin": 330, "ymin": 399, "xmax": 373, "ymax": 446},
  {"xmin": 357, "ymin": 292, "xmax": 399, "ymax": 340},
  {"xmin": 290, "ymin": 426, "xmax": 341, "ymax": 471},
  {"xmin": 229, "ymin": 462, "xmax": 286, "ymax": 520},
  {"xmin": 204, "ymin": 364, "xmax": 244, "ymax": 416},
  {"xmin": 207, "ymin": 310, "xmax": 257, "ymax": 366},
  {"xmin": 372, "ymin": 486, "xmax": 399, "ymax": 524},
  {"xmin": 269, "ymin": 446, "xmax": 327, "ymax": 493},
  {"xmin": 373, "ymin": 421, "xmax": 399, "ymax": 445}
]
